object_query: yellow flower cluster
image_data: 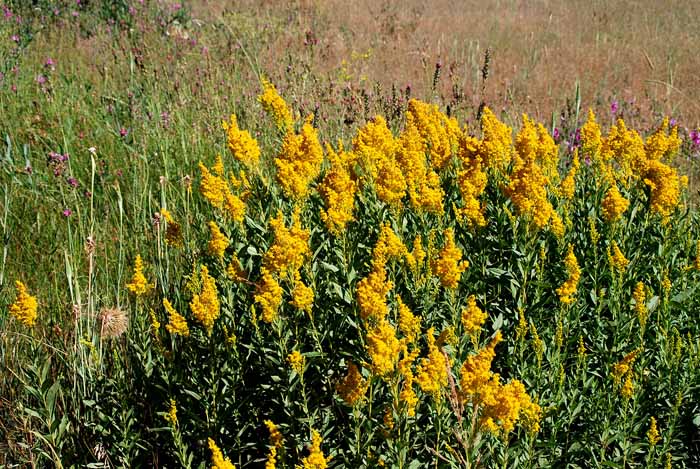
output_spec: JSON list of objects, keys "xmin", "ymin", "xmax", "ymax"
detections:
[
  {"xmin": 415, "ymin": 328, "xmax": 448, "ymax": 396},
  {"xmin": 505, "ymin": 154, "xmax": 554, "ymax": 228},
  {"xmin": 515, "ymin": 114, "xmax": 559, "ymax": 181},
  {"xmin": 556, "ymin": 244, "xmax": 580, "ymax": 305},
  {"xmin": 258, "ymin": 78, "xmax": 294, "ymax": 131},
  {"xmin": 431, "ymin": 228, "xmax": 468, "ymax": 289},
  {"xmin": 397, "ymin": 296, "xmax": 421, "ymax": 343},
  {"xmin": 287, "ymin": 350, "xmax": 305, "ymax": 374},
  {"xmin": 164, "ymin": 399, "xmax": 178, "ymax": 427},
  {"xmin": 354, "ymin": 116, "xmax": 407, "ymax": 205},
  {"xmin": 190, "ymin": 265, "xmax": 220, "ymax": 335},
  {"xmin": 406, "ymin": 98, "xmax": 460, "ymax": 171},
  {"xmin": 300, "ymin": 429, "xmax": 328, "ymax": 469},
  {"xmin": 126, "ymin": 254, "xmax": 153, "ymax": 296},
  {"xmin": 319, "ymin": 143, "xmax": 357, "ymax": 235},
  {"xmin": 198, "ymin": 155, "xmax": 247, "ymax": 222},
  {"xmin": 160, "ymin": 208, "xmax": 183, "ymax": 248},
  {"xmin": 398, "ymin": 346, "xmax": 420, "ymax": 416},
  {"xmin": 336, "ymin": 362, "xmax": 369, "ymax": 406},
  {"xmin": 647, "ymin": 417, "xmax": 661, "ymax": 446},
  {"xmin": 264, "ymin": 420, "xmax": 284, "ymax": 469},
  {"xmin": 612, "ymin": 349, "xmax": 639, "ymax": 400},
  {"xmin": 580, "ymin": 109, "xmax": 602, "ymax": 160},
  {"xmin": 207, "ymin": 221, "xmax": 230, "ymax": 260},
  {"xmin": 633, "ymin": 281, "xmax": 648, "ymax": 328},
  {"xmin": 608, "ymin": 241, "xmax": 629, "ymax": 275},
  {"xmin": 601, "ymin": 184, "xmax": 630, "ymax": 222},
  {"xmin": 209, "ymin": 438, "xmax": 236, "ymax": 469},
  {"xmin": 276, "ymin": 116, "xmax": 324, "ymax": 199},
  {"xmin": 291, "ymin": 271, "xmax": 314, "ymax": 313},
  {"xmin": 366, "ymin": 319, "xmax": 401, "ymax": 376},
  {"xmin": 263, "ymin": 209, "xmax": 310, "ymax": 278},
  {"xmin": 163, "ymin": 298, "xmax": 189, "ymax": 337},
  {"xmin": 9, "ymin": 280, "xmax": 38, "ymax": 327},
  {"xmin": 456, "ymin": 133, "xmax": 488, "ymax": 227},
  {"xmin": 222, "ymin": 113, "xmax": 260, "ymax": 169},
  {"xmin": 645, "ymin": 117, "xmax": 681, "ymax": 162},
  {"xmin": 461, "ymin": 295, "xmax": 487, "ymax": 338},
  {"xmin": 478, "ymin": 107, "xmax": 513, "ymax": 171},
  {"xmin": 600, "ymin": 118, "xmax": 646, "ymax": 180},
  {"xmin": 254, "ymin": 268, "xmax": 283, "ymax": 323},
  {"xmin": 559, "ymin": 151, "xmax": 580, "ymax": 200},
  {"xmin": 460, "ymin": 331, "xmax": 502, "ymax": 396},
  {"xmin": 643, "ymin": 159, "xmax": 681, "ymax": 218}
]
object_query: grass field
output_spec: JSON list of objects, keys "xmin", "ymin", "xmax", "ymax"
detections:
[{"xmin": 2, "ymin": 1, "xmax": 700, "ymax": 467}]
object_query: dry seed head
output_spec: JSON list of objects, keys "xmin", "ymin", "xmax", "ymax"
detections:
[{"xmin": 98, "ymin": 306, "xmax": 128, "ymax": 339}]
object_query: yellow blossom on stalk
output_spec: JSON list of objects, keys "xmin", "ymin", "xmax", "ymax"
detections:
[
  {"xmin": 456, "ymin": 133, "xmax": 488, "ymax": 227},
  {"xmin": 149, "ymin": 309, "xmax": 160, "ymax": 333},
  {"xmin": 397, "ymin": 296, "xmax": 421, "ymax": 343},
  {"xmin": 621, "ymin": 373, "xmax": 635, "ymax": 400},
  {"xmin": 259, "ymin": 78, "xmax": 294, "ymax": 131},
  {"xmin": 406, "ymin": 99, "xmax": 459, "ymax": 171},
  {"xmin": 190, "ymin": 265, "xmax": 220, "ymax": 335},
  {"xmin": 319, "ymin": 143, "xmax": 357, "ymax": 235},
  {"xmin": 9, "ymin": 281, "xmax": 38, "ymax": 327},
  {"xmin": 209, "ymin": 438, "xmax": 236, "ymax": 469},
  {"xmin": 612, "ymin": 349, "xmax": 640, "ymax": 385},
  {"xmin": 398, "ymin": 346, "xmax": 420, "ymax": 416},
  {"xmin": 222, "ymin": 114, "xmax": 260, "ymax": 168},
  {"xmin": 395, "ymin": 114, "xmax": 430, "ymax": 209},
  {"xmin": 634, "ymin": 282, "xmax": 648, "ymax": 329},
  {"xmin": 647, "ymin": 417, "xmax": 661, "ymax": 446},
  {"xmin": 505, "ymin": 153, "xmax": 553, "ymax": 228},
  {"xmin": 414, "ymin": 170, "xmax": 445, "ymax": 215},
  {"xmin": 461, "ymin": 295, "xmax": 487, "ymax": 338},
  {"xmin": 226, "ymin": 255, "xmax": 245, "ymax": 281},
  {"xmin": 160, "ymin": 208, "xmax": 183, "ymax": 248},
  {"xmin": 589, "ymin": 216, "xmax": 600, "ymax": 245},
  {"xmin": 356, "ymin": 264, "xmax": 392, "ymax": 321},
  {"xmin": 373, "ymin": 223, "xmax": 408, "ymax": 268},
  {"xmin": 478, "ymin": 107, "xmax": 513, "ymax": 171},
  {"xmin": 580, "ymin": 109, "xmax": 602, "ymax": 161},
  {"xmin": 264, "ymin": 420, "xmax": 284, "ymax": 448},
  {"xmin": 559, "ymin": 151, "xmax": 580, "ymax": 200},
  {"xmin": 207, "ymin": 221, "xmax": 230, "ymax": 259},
  {"xmin": 336, "ymin": 362, "xmax": 369, "ymax": 406},
  {"xmin": 480, "ymin": 379, "xmax": 540, "ymax": 435},
  {"xmin": 291, "ymin": 271, "xmax": 314, "ymax": 313},
  {"xmin": 254, "ymin": 268, "xmax": 283, "ymax": 323},
  {"xmin": 515, "ymin": 115, "xmax": 559, "ymax": 180},
  {"xmin": 460, "ymin": 331, "xmax": 502, "ymax": 397},
  {"xmin": 550, "ymin": 212, "xmax": 565, "ymax": 238},
  {"xmin": 265, "ymin": 447, "xmax": 277, "ymax": 469},
  {"xmin": 164, "ymin": 399, "xmax": 178, "ymax": 426},
  {"xmin": 300, "ymin": 429, "xmax": 328, "ymax": 469},
  {"xmin": 276, "ymin": 116, "xmax": 324, "ymax": 199},
  {"xmin": 601, "ymin": 183, "xmax": 629, "ymax": 222},
  {"xmin": 408, "ymin": 235, "xmax": 426, "ymax": 269},
  {"xmin": 416, "ymin": 328, "xmax": 449, "ymax": 396},
  {"xmin": 556, "ymin": 244, "xmax": 580, "ymax": 305},
  {"xmin": 601, "ymin": 118, "xmax": 647, "ymax": 180},
  {"xmin": 264, "ymin": 209, "xmax": 310, "ymax": 278},
  {"xmin": 645, "ymin": 117, "xmax": 681, "ymax": 162},
  {"xmin": 609, "ymin": 241, "xmax": 629, "ymax": 275},
  {"xmin": 643, "ymin": 159, "xmax": 681, "ymax": 218},
  {"xmin": 224, "ymin": 188, "xmax": 246, "ymax": 223},
  {"xmin": 577, "ymin": 336, "xmax": 586, "ymax": 361},
  {"xmin": 199, "ymin": 160, "xmax": 228, "ymax": 209},
  {"xmin": 431, "ymin": 228, "xmax": 468, "ymax": 289},
  {"xmin": 353, "ymin": 115, "xmax": 397, "ymax": 181},
  {"xmin": 163, "ymin": 298, "xmax": 189, "ymax": 337},
  {"xmin": 366, "ymin": 319, "xmax": 401, "ymax": 376},
  {"xmin": 662, "ymin": 272, "xmax": 672, "ymax": 296},
  {"xmin": 126, "ymin": 255, "xmax": 153, "ymax": 296},
  {"xmin": 287, "ymin": 350, "xmax": 305, "ymax": 374}
]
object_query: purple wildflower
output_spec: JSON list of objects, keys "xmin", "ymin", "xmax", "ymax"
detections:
[
  {"xmin": 36, "ymin": 74, "xmax": 47, "ymax": 85},
  {"xmin": 119, "ymin": 127, "xmax": 128, "ymax": 137},
  {"xmin": 611, "ymin": 101, "xmax": 619, "ymax": 115},
  {"xmin": 44, "ymin": 57, "xmax": 55, "ymax": 70},
  {"xmin": 11, "ymin": 34, "xmax": 19, "ymax": 42},
  {"xmin": 553, "ymin": 128, "xmax": 560, "ymax": 140},
  {"xmin": 670, "ymin": 118, "xmax": 677, "ymax": 127},
  {"xmin": 66, "ymin": 177, "xmax": 78, "ymax": 188},
  {"xmin": 690, "ymin": 130, "xmax": 700, "ymax": 147},
  {"xmin": 62, "ymin": 209, "xmax": 72, "ymax": 217}
]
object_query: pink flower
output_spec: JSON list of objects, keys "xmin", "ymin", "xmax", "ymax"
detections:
[{"xmin": 62, "ymin": 209, "xmax": 72, "ymax": 217}]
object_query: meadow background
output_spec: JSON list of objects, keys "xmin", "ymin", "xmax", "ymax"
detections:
[{"xmin": 2, "ymin": 0, "xmax": 700, "ymax": 468}]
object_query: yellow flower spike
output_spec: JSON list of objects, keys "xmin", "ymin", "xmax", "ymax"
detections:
[
  {"xmin": 633, "ymin": 281, "xmax": 648, "ymax": 329},
  {"xmin": 254, "ymin": 268, "xmax": 283, "ymax": 323},
  {"xmin": 207, "ymin": 221, "xmax": 230, "ymax": 260},
  {"xmin": 264, "ymin": 420, "xmax": 284, "ymax": 448},
  {"xmin": 208, "ymin": 438, "xmax": 236, "ymax": 469},
  {"xmin": 126, "ymin": 255, "xmax": 154, "ymax": 296},
  {"xmin": 163, "ymin": 298, "xmax": 189, "ymax": 337},
  {"xmin": 199, "ymin": 161, "xmax": 228, "ymax": 209},
  {"xmin": 160, "ymin": 208, "xmax": 183, "ymax": 248},
  {"xmin": 276, "ymin": 116, "xmax": 324, "ymax": 199},
  {"xmin": 559, "ymin": 151, "xmax": 580, "ymax": 200},
  {"xmin": 647, "ymin": 417, "xmax": 661, "ymax": 446},
  {"xmin": 580, "ymin": 109, "xmax": 602, "ymax": 161},
  {"xmin": 462, "ymin": 295, "xmax": 487, "ymax": 338},
  {"xmin": 164, "ymin": 399, "xmax": 178, "ymax": 427},
  {"xmin": 222, "ymin": 114, "xmax": 260, "ymax": 169},
  {"xmin": 299, "ymin": 429, "xmax": 328, "ymax": 469},
  {"xmin": 9, "ymin": 280, "xmax": 38, "ymax": 327},
  {"xmin": 336, "ymin": 362, "xmax": 369, "ymax": 406},
  {"xmin": 356, "ymin": 264, "xmax": 392, "ymax": 322},
  {"xmin": 397, "ymin": 296, "xmax": 421, "ymax": 343},
  {"xmin": 189, "ymin": 265, "xmax": 220, "ymax": 335},
  {"xmin": 416, "ymin": 328, "xmax": 449, "ymax": 397},
  {"xmin": 291, "ymin": 271, "xmax": 314, "ymax": 313},
  {"xmin": 479, "ymin": 107, "xmax": 513, "ymax": 171},
  {"xmin": 431, "ymin": 228, "xmax": 468, "ymax": 289},
  {"xmin": 366, "ymin": 319, "xmax": 401, "ymax": 376},
  {"xmin": 263, "ymin": 209, "xmax": 310, "ymax": 278},
  {"xmin": 556, "ymin": 244, "xmax": 580, "ymax": 305},
  {"xmin": 287, "ymin": 350, "xmax": 305, "ymax": 374},
  {"xmin": 609, "ymin": 241, "xmax": 629, "ymax": 275},
  {"xmin": 258, "ymin": 78, "xmax": 294, "ymax": 131},
  {"xmin": 319, "ymin": 143, "xmax": 358, "ymax": 235}
]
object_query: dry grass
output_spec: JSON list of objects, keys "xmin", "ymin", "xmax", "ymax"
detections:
[{"xmin": 195, "ymin": 0, "xmax": 700, "ymax": 126}]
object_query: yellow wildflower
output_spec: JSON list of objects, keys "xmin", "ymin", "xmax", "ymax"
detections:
[
  {"xmin": 9, "ymin": 280, "xmax": 38, "ymax": 327},
  {"xmin": 259, "ymin": 78, "xmax": 294, "ymax": 131},
  {"xmin": 406, "ymin": 99, "xmax": 458, "ymax": 171},
  {"xmin": 621, "ymin": 373, "xmax": 635, "ymax": 400},
  {"xmin": 199, "ymin": 161, "xmax": 227, "ymax": 209},
  {"xmin": 222, "ymin": 114, "xmax": 260, "ymax": 168},
  {"xmin": 254, "ymin": 268, "xmax": 283, "ymax": 323},
  {"xmin": 634, "ymin": 282, "xmax": 648, "ymax": 329},
  {"xmin": 209, "ymin": 438, "xmax": 236, "ymax": 469},
  {"xmin": 580, "ymin": 109, "xmax": 602, "ymax": 160},
  {"xmin": 366, "ymin": 319, "xmax": 401, "ymax": 376},
  {"xmin": 612, "ymin": 349, "xmax": 640, "ymax": 386},
  {"xmin": 264, "ymin": 420, "xmax": 284, "ymax": 448},
  {"xmin": 460, "ymin": 331, "xmax": 502, "ymax": 398},
  {"xmin": 643, "ymin": 159, "xmax": 681, "ymax": 218},
  {"xmin": 416, "ymin": 327, "xmax": 449, "ymax": 396},
  {"xmin": 336, "ymin": 362, "xmax": 369, "ymax": 406},
  {"xmin": 356, "ymin": 264, "xmax": 392, "ymax": 321},
  {"xmin": 461, "ymin": 295, "xmax": 487, "ymax": 338},
  {"xmin": 265, "ymin": 447, "xmax": 277, "ymax": 469},
  {"xmin": 609, "ymin": 241, "xmax": 629, "ymax": 275},
  {"xmin": 287, "ymin": 350, "xmax": 305, "ymax": 374},
  {"xmin": 559, "ymin": 151, "xmax": 580, "ymax": 200},
  {"xmin": 276, "ymin": 116, "xmax": 324, "ymax": 199},
  {"xmin": 163, "ymin": 298, "xmax": 189, "ymax": 337},
  {"xmin": 431, "ymin": 228, "xmax": 468, "ymax": 289},
  {"xmin": 291, "ymin": 271, "xmax": 314, "ymax": 313},
  {"xmin": 300, "ymin": 429, "xmax": 328, "ymax": 469},
  {"xmin": 398, "ymin": 347, "xmax": 420, "ymax": 416},
  {"xmin": 319, "ymin": 143, "xmax": 357, "ymax": 235},
  {"xmin": 456, "ymin": 134, "xmax": 488, "ymax": 227},
  {"xmin": 648, "ymin": 417, "xmax": 661, "ymax": 446},
  {"xmin": 479, "ymin": 107, "xmax": 512, "ymax": 171},
  {"xmin": 264, "ymin": 209, "xmax": 310, "ymax": 278},
  {"xmin": 505, "ymin": 153, "xmax": 553, "ymax": 228},
  {"xmin": 164, "ymin": 399, "xmax": 178, "ymax": 426},
  {"xmin": 126, "ymin": 254, "xmax": 153, "ymax": 296},
  {"xmin": 207, "ymin": 221, "xmax": 230, "ymax": 260},
  {"xmin": 397, "ymin": 296, "xmax": 421, "ymax": 343},
  {"xmin": 556, "ymin": 244, "xmax": 580, "ymax": 305},
  {"xmin": 190, "ymin": 265, "xmax": 220, "ymax": 335}
]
